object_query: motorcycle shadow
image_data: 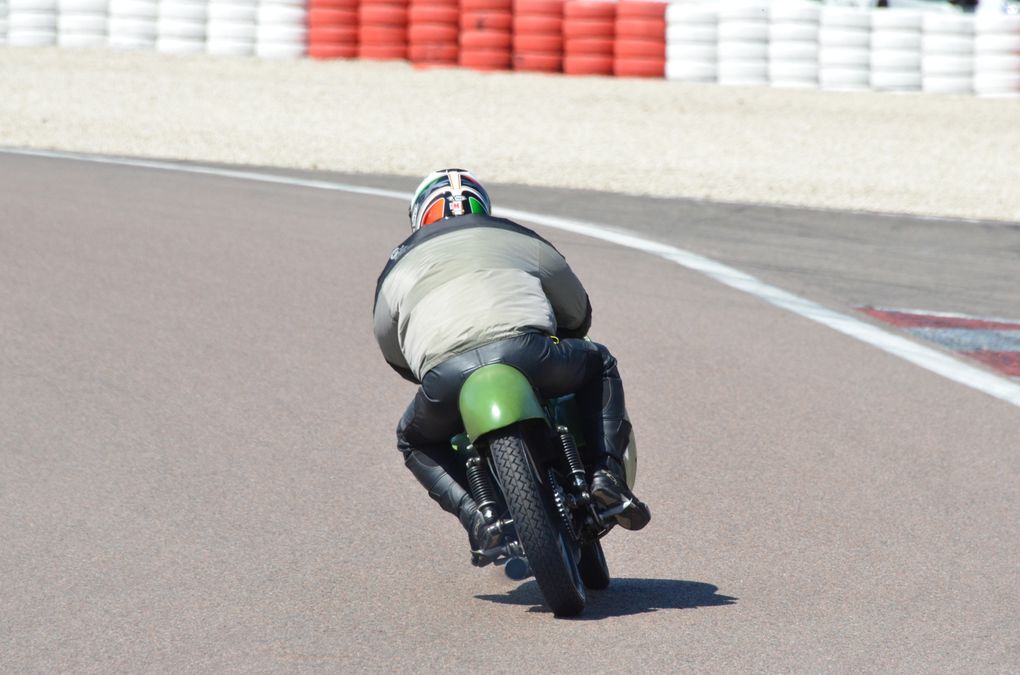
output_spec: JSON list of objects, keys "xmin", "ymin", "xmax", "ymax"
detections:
[{"xmin": 474, "ymin": 577, "xmax": 737, "ymax": 619}]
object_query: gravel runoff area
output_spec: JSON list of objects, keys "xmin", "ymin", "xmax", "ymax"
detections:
[{"xmin": 1, "ymin": 47, "xmax": 1017, "ymax": 222}]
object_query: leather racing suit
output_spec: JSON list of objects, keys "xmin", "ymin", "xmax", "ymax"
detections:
[{"xmin": 372, "ymin": 213, "xmax": 634, "ymax": 546}]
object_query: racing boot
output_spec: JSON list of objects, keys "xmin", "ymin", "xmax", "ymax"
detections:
[
  {"xmin": 467, "ymin": 509, "xmax": 504, "ymax": 567},
  {"xmin": 590, "ymin": 456, "xmax": 651, "ymax": 531},
  {"xmin": 403, "ymin": 448, "xmax": 503, "ymax": 565}
]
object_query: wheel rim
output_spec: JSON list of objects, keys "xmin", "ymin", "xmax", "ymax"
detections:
[{"xmin": 556, "ymin": 531, "xmax": 586, "ymax": 602}]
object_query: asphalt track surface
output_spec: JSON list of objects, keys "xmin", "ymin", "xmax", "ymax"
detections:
[{"xmin": 2, "ymin": 153, "xmax": 1018, "ymax": 672}]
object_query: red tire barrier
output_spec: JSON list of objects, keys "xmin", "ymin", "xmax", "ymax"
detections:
[
  {"xmin": 512, "ymin": 15, "xmax": 562, "ymax": 33},
  {"xmin": 616, "ymin": 0, "xmax": 666, "ymax": 19},
  {"xmin": 359, "ymin": 4, "xmax": 409, "ymax": 24},
  {"xmin": 615, "ymin": 18, "xmax": 665, "ymax": 39},
  {"xmin": 358, "ymin": 44, "xmax": 409, "ymax": 59},
  {"xmin": 408, "ymin": 42, "xmax": 459, "ymax": 60},
  {"xmin": 514, "ymin": 0, "xmax": 563, "ymax": 15},
  {"xmin": 512, "ymin": 0, "xmax": 563, "ymax": 73},
  {"xmin": 614, "ymin": 37, "xmax": 664, "ymax": 58},
  {"xmin": 513, "ymin": 33, "xmax": 562, "ymax": 52},
  {"xmin": 461, "ymin": 29, "xmax": 513, "ymax": 49},
  {"xmin": 562, "ymin": 0, "xmax": 613, "ymax": 74},
  {"xmin": 309, "ymin": 43, "xmax": 359, "ymax": 58},
  {"xmin": 513, "ymin": 51, "xmax": 562, "ymax": 71},
  {"xmin": 310, "ymin": 25, "xmax": 359, "ymax": 42},
  {"xmin": 360, "ymin": 25, "xmax": 408, "ymax": 43},
  {"xmin": 408, "ymin": 4, "xmax": 458, "ymax": 22},
  {"xmin": 311, "ymin": 0, "xmax": 358, "ymax": 9},
  {"xmin": 308, "ymin": 0, "xmax": 358, "ymax": 60},
  {"xmin": 613, "ymin": 56, "xmax": 665, "ymax": 77},
  {"xmin": 459, "ymin": 48, "xmax": 513, "ymax": 69},
  {"xmin": 308, "ymin": 8, "xmax": 358, "ymax": 27},
  {"xmin": 613, "ymin": 1, "xmax": 664, "ymax": 78},
  {"xmin": 565, "ymin": 37, "xmax": 613, "ymax": 54},
  {"xmin": 409, "ymin": 24, "xmax": 458, "ymax": 41},
  {"xmin": 563, "ymin": 53, "xmax": 613, "ymax": 74},
  {"xmin": 461, "ymin": 10, "xmax": 512, "ymax": 31},
  {"xmin": 562, "ymin": 18, "xmax": 614, "ymax": 39},
  {"xmin": 358, "ymin": 0, "xmax": 409, "ymax": 59},
  {"xmin": 459, "ymin": 0, "xmax": 512, "ymax": 70},
  {"xmin": 564, "ymin": 0, "xmax": 615, "ymax": 20},
  {"xmin": 461, "ymin": 0, "xmax": 512, "ymax": 10},
  {"xmin": 408, "ymin": 0, "xmax": 458, "ymax": 66}
]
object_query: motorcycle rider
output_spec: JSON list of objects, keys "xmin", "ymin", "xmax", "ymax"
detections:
[{"xmin": 373, "ymin": 168, "xmax": 651, "ymax": 565}]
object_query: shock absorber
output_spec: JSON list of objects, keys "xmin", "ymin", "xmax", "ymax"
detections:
[
  {"xmin": 557, "ymin": 426, "xmax": 588, "ymax": 493},
  {"xmin": 466, "ymin": 456, "xmax": 498, "ymax": 519}
]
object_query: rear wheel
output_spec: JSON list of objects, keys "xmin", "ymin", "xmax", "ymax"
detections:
[{"xmin": 489, "ymin": 424, "xmax": 586, "ymax": 617}]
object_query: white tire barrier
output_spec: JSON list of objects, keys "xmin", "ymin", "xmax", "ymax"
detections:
[
  {"xmin": 57, "ymin": 0, "xmax": 106, "ymax": 49},
  {"xmin": 768, "ymin": 0, "xmax": 819, "ymax": 89},
  {"xmin": 208, "ymin": 0, "xmax": 253, "ymax": 21},
  {"xmin": 108, "ymin": 0, "xmax": 156, "ymax": 47},
  {"xmin": 973, "ymin": 13, "xmax": 1020, "ymax": 97},
  {"xmin": 665, "ymin": 4, "xmax": 717, "ymax": 83},
  {"xmin": 157, "ymin": 0, "xmax": 205, "ymax": 53},
  {"xmin": 718, "ymin": 1, "xmax": 768, "ymax": 86},
  {"xmin": 9, "ymin": 0, "xmax": 56, "ymax": 9},
  {"xmin": 9, "ymin": 9, "xmax": 56, "ymax": 26},
  {"xmin": 922, "ymin": 11, "xmax": 973, "ymax": 95},
  {"xmin": 255, "ymin": 0, "xmax": 304, "ymax": 58},
  {"xmin": 870, "ymin": 10, "xmax": 921, "ymax": 92},
  {"xmin": 207, "ymin": 0, "xmax": 255, "ymax": 56},
  {"xmin": 8, "ymin": 0, "xmax": 57, "ymax": 45},
  {"xmin": 819, "ymin": 6, "xmax": 870, "ymax": 91}
]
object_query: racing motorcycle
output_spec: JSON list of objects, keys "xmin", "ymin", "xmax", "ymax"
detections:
[{"xmin": 452, "ymin": 363, "xmax": 637, "ymax": 617}]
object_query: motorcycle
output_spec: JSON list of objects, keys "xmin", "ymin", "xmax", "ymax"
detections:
[{"xmin": 452, "ymin": 363, "xmax": 637, "ymax": 617}]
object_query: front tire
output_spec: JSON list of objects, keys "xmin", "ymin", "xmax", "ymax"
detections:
[{"xmin": 489, "ymin": 424, "xmax": 586, "ymax": 617}]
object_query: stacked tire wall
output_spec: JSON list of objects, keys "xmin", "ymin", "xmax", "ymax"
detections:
[
  {"xmin": 922, "ymin": 13, "xmax": 974, "ymax": 95},
  {"xmin": 614, "ymin": 1, "xmax": 665, "ymax": 78},
  {"xmin": 408, "ymin": 0, "xmax": 458, "ymax": 66},
  {"xmin": 512, "ymin": 0, "xmax": 562, "ymax": 73},
  {"xmin": 58, "ymin": 0, "xmax": 107, "ymax": 47},
  {"xmin": 768, "ymin": 2, "xmax": 818, "ymax": 88},
  {"xmin": 357, "ymin": 0, "xmax": 405, "ymax": 60},
  {"xmin": 974, "ymin": 13, "xmax": 1020, "ymax": 97},
  {"xmin": 2, "ymin": 0, "xmax": 1018, "ymax": 98},
  {"xmin": 10, "ymin": 0, "xmax": 58, "ymax": 46},
  {"xmin": 563, "ymin": 0, "xmax": 615, "ymax": 75},
  {"xmin": 307, "ymin": 0, "xmax": 357, "ymax": 59},
  {"xmin": 869, "ymin": 8, "xmax": 921, "ymax": 92},
  {"xmin": 459, "ymin": 0, "xmax": 512, "ymax": 71},
  {"xmin": 665, "ymin": 3, "xmax": 717, "ymax": 82}
]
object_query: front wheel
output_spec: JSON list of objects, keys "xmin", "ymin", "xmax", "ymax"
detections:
[{"xmin": 489, "ymin": 424, "xmax": 586, "ymax": 617}]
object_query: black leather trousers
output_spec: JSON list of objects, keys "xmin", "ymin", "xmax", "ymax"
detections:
[{"xmin": 398, "ymin": 332, "xmax": 631, "ymax": 524}]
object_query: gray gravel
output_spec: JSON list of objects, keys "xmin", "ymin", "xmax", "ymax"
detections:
[{"xmin": 0, "ymin": 46, "xmax": 1018, "ymax": 222}]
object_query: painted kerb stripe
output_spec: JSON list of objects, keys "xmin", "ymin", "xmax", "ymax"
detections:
[{"xmin": 5, "ymin": 146, "xmax": 1020, "ymax": 409}]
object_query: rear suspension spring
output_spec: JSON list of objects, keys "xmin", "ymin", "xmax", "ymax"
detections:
[
  {"xmin": 466, "ymin": 457, "xmax": 497, "ymax": 513},
  {"xmin": 557, "ymin": 426, "xmax": 586, "ymax": 484}
]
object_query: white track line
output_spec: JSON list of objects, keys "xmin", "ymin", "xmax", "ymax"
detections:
[{"xmin": 6, "ymin": 147, "xmax": 1020, "ymax": 409}]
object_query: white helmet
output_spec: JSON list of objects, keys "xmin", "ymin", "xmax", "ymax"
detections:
[{"xmin": 408, "ymin": 168, "xmax": 492, "ymax": 233}]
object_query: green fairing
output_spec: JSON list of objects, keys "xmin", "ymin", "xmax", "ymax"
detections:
[
  {"xmin": 468, "ymin": 196, "xmax": 485, "ymax": 213},
  {"xmin": 459, "ymin": 364, "xmax": 547, "ymax": 441}
]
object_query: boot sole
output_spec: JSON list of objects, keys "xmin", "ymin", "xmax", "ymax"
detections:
[{"xmin": 591, "ymin": 488, "xmax": 651, "ymax": 531}]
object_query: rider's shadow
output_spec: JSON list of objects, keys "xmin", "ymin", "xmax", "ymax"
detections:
[{"xmin": 475, "ymin": 578, "xmax": 737, "ymax": 619}]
